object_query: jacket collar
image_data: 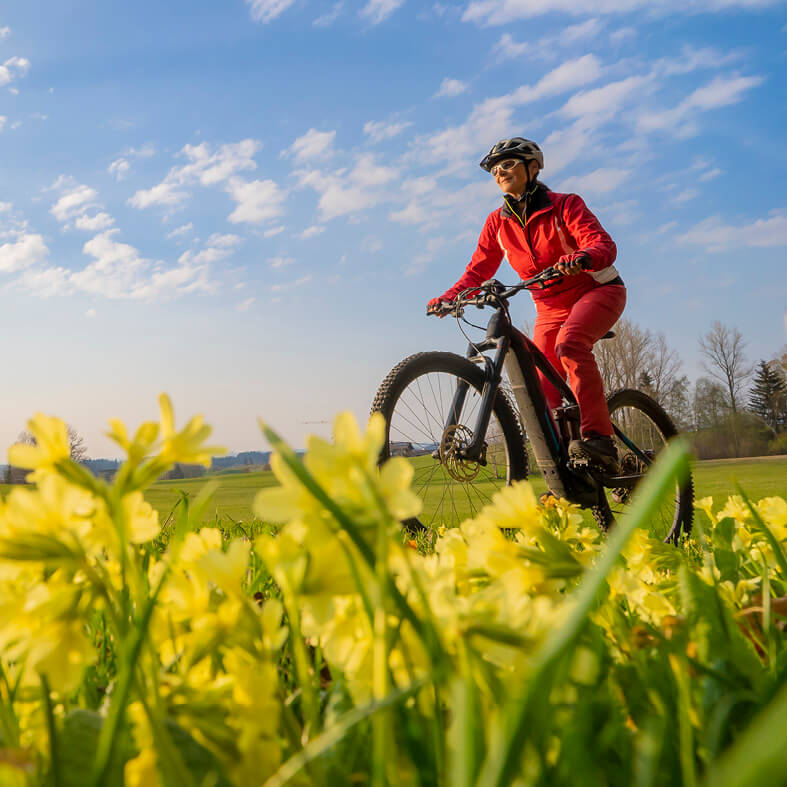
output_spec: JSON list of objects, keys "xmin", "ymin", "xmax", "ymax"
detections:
[{"xmin": 500, "ymin": 183, "xmax": 553, "ymax": 221}]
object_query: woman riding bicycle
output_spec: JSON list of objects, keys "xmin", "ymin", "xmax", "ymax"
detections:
[{"xmin": 427, "ymin": 137, "xmax": 626, "ymax": 472}]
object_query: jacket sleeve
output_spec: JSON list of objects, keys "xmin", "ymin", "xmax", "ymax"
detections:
[
  {"xmin": 440, "ymin": 212, "xmax": 504, "ymax": 301},
  {"xmin": 561, "ymin": 194, "xmax": 617, "ymax": 273}
]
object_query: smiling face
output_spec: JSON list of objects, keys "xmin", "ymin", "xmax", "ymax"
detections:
[{"xmin": 492, "ymin": 158, "xmax": 539, "ymax": 197}]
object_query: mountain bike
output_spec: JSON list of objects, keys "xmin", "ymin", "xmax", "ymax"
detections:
[{"xmin": 371, "ymin": 269, "xmax": 693, "ymax": 543}]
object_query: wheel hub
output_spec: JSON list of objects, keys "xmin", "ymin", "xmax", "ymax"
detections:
[{"xmin": 439, "ymin": 424, "xmax": 481, "ymax": 482}]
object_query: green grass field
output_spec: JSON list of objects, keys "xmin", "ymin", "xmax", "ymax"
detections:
[
  {"xmin": 2, "ymin": 456, "xmax": 784, "ymax": 535},
  {"xmin": 142, "ymin": 454, "xmax": 787, "ymax": 530}
]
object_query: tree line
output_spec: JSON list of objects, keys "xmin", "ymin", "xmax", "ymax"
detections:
[
  {"xmin": 594, "ymin": 319, "xmax": 787, "ymax": 459},
  {"xmin": 3, "ymin": 319, "xmax": 785, "ymax": 484}
]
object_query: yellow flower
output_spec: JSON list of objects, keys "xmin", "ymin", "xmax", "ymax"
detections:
[
  {"xmin": 7, "ymin": 413, "xmax": 70, "ymax": 478},
  {"xmin": 107, "ymin": 418, "xmax": 160, "ymax": 465},
  {"xmin": 158, "ymin": 394, "xmax": 224, "ymax": 467},
  {"xmin": 756, "ymin": 497, "xmax": 787, "ymax": 540},
  {"xmin": 694, "ymin": 496, "xmax": 715, "ymax": 523},
  {"xmin": 122, "ymin": 491, "xmax": 162, "ymax": 544}
]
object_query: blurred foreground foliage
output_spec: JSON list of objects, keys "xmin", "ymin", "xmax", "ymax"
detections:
[{"xmin": 1, "ymin": 399, "xmax": 786, "ymax": 786}]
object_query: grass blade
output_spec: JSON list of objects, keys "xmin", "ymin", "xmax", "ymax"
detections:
[{"xmin": 477, "ymin": 438, "xmax": 691, "ymax": 787}]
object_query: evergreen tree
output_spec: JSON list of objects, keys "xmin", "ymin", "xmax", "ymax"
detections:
[
  {"xmin": 638, "ymin": 370, "xmax": 655, "ymax": 395},
  {"xmin": 749, "ymin": 360, "xmax": 787, "ymax": 434}
]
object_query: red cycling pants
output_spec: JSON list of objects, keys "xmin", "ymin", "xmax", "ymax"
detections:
[{"xmin": 532, "ymin": 283, "xmax": 626, "ymax": 437}]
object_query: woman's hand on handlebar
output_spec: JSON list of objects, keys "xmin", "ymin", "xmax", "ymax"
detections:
[
  {"xmin": 427, "ymin": 297, "xmax": 452, "ymax": 317},
  {"xmin": 554, "ymin": 251, "xmax": 590, "ymax": 276}
]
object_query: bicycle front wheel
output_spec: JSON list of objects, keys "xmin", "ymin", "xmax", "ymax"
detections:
[
  {"xmin": 371, "ymin": 352, "xmax": 528, "ymax": 530},
  {"xmin": 606, "ymin": 388, "xmax": 694, "ymax": 542}
]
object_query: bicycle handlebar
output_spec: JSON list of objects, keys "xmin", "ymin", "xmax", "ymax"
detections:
[{"xmin": 427, "ymin": 266, "xmax": 568, "ymax": 317}]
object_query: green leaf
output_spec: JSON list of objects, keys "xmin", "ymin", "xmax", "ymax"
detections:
[
  {"xmin": 713, "ymin": 517, "xmax": 735, "ymax": 547},
  {"xmin": 678, "ymin": 567, "xmax": 764, "ymax": 692},
  {"xmin": 713, "ymin": 547, "xmax": 739, "ymax": 583},
  {"xmin": 703, "ymin": 682, "xmax": 787, "ymax": 787},
  {"xmin": 163, "ymin": 719, "xmax": 233, "ymax": 787},
  {"xmin": 57, "ymin": 710, "xmax": 131, "ymax": 787}
]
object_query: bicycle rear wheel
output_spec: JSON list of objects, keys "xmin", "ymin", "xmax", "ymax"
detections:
[
  {"xmin": 371, "ymin": 352, "xmax": 528, "ymax": 530},
  {"xmin": 605, "ymin": 388, "xmax": 693, "ymax": 542}
]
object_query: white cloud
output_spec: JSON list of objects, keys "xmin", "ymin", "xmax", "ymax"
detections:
[
  {"xmin": 363, "ymin": 119, "xmax": 413, "ymax": 143},
  {"xmin": 50, "ymin": 184, "xmax": 99, "ymax": 223},
  {"xmin": 297, "ymin": 153, "xmax": 398, "ymax": 221},
  {"xmin": 17, "ymin": 265, "xmax": 71, "ymax": 297},
  {"xmin": 108, "ymin": 145, "xmax": 155, "ymax": 180},
  {"xmin": 0, "ymin": 201, "xmax": 11, "ymax": 213},
  {"xmin": 271, "ymin": 274, "xmax": 312, "ymax": 292},
  {"xmin": 390, "ymin": 179, "xmax": 496, "ymax": 231},
  {"xmin": 246, "ymin": 0, "xmax": 296, "ymax": 23},
  {"xmin": 85, "ymin": 308, "xmax": 96, "ymax": 318},
  {"xmin": 179, "ymin": 139, "xmax": 260, "ymax": 185},
  {"xmin": 559, "ymin": 168, "xmax": 630, "ymax": 194},
  {"xmin": 678, "ymin": 212, "xmax": 787, "ymax": 251},
  {"xmin": 237, "ymin": 297, "xmax": 255, "ymax": 311},
  {"xmin": 494, "ymin": 19, "xmax": 602, "ymax": 62},
  {"xmin": 435, "ymin": 78, "xmax": 467, "ymax": 98},
  {"xmin": 406, "ymin": 237, "xmax": 449, "ymax": 276},
  {"xmin": 0, "ymin": 116, "xmax": 6, "ymax": 131},
  {"xmin": 495, "ymin": 33, "xmax": 528, "ymax": 60},
  {"xmin": 127, "ymin": 144, "xmax": 156, "ymax": 159},
  {"xmin": 463, "ymin": 0, "xmax": 783, "ymax": 25},
  {"xmin": 284, "ymin": 128, "xmax": 336, "ymax": 162},
  {"xmin": 560, "ymin": 76, "xmax": 648, "ymax": 121},
  {"xmin": 314, "ymin": 1, "xmax": 344, "ymax": 25},
  {"xmin": 416, "ymin": 55, "xmax": 601, "ymax": 167},
  {"xmin": 0, "ymin": 27, "xmax": 10, "ymax": 38},
  {"xmin": 178, "ymin": 234, "xmax": 240, "ymax": 266},
  {"xmin": 108, "ymin": 158, "xmax": 130, "ymax": 180},
  {"xmin": 269, "ymin": 256, "xmax": 295, "ymax": 268},
  {"xmin": 609, "ymin": 26, "xmax": 636, "ymax": 45},
  {"xmin": 637, "ymin": 74, "xmax": 764, "ymax": 133},
  {"xmin": 671, "ymin": 188, "xmax": 700, "ymax": 204},
  {"xmin": 128, "ymin": 181, "xmax": 187, "ymax": 209},
  {"xmin": 166, "ymin": 222, "xmax": 193, "ymax": 239},
  {"xmin": 361, "ymin": 236, "xmax": 383, "ymax": 252},
  {"xmin": 207, "ymin": 233, "xmax": 241, "ymax": 248},
  {"xmin": 0, "ymin": 56, "xmax": 30, "ymax": 87},
  {"xmin": 0, "ymin": 233, "xmax": 48, "ymax": 273},
  {"xmin": 699, "ymin": 167, "xmax": 722, "ymax": 181},
  {"xmin": 75, "ymin": 212, "xmax": 115, "ymax": 232},
  {"xmin": 300, "ymin": 225, "xmax": 325, "ymax": 239},
  {"xmin": 360, "ymin": 0, "xmax": 405, "ymax": 25},
  {"xmin": 264, "ymin": 225, "xmax": 285, "ymax": 237},
  {"xmin": 72, "ymin": 231, "xmax": 149, "ymax": 298},
  {"xmin": 130, "ymin": 139, "xmax": 260, "ymax": 209},
  {"xmin": 226, "ymin": 177, "xmax": 286, "ymax": 224}
]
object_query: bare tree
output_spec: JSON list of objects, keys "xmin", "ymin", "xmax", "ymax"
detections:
[
  {"xmin": 693, "ymin": 377, "xmax": 730, "ymax": 430},
  {"xmin": 593, "ymin": 319, "xmax": 686, "ymax": 426},
  {"xmin": 594, "ymin": 318, "xmax": 654, "ymax": 392},
  {"xmin": 67, "ymin": 426, "xmax": 89, "ymax": 463},
  {"xmin": 698, "ymin": 321, "xmax": 752, "ymax": 416},
  {"xmin": 649, "ymin": 335, "xmax": 683, "ymax": 402},
  {"xmin": 698, "ymin": 321, "xmax": 752, "ymax": 456}
]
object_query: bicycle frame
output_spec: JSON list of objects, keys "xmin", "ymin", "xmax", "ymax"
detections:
[{"xmin": 446, "ymin": 304, "xmax": 599, "ymax": 507}]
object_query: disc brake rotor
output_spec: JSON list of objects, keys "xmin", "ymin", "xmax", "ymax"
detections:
[{"xmin": 440, "ymin": 424, "xmax": 482, "ymax": 482}]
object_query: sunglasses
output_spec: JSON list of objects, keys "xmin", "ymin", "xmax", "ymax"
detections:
[{"xmin": 490, "ymin": 158, "xmax": 522, "ymax": 177}]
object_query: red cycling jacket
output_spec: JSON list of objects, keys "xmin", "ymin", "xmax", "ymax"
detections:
[{"xmin": 438, "ymin": 187, "xmax": 620, "ymax": 308}]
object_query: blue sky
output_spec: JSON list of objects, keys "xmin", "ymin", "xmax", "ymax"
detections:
[{"xmin": 1, "ymin": 0, "xmax": 786, "ymax": 456}]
